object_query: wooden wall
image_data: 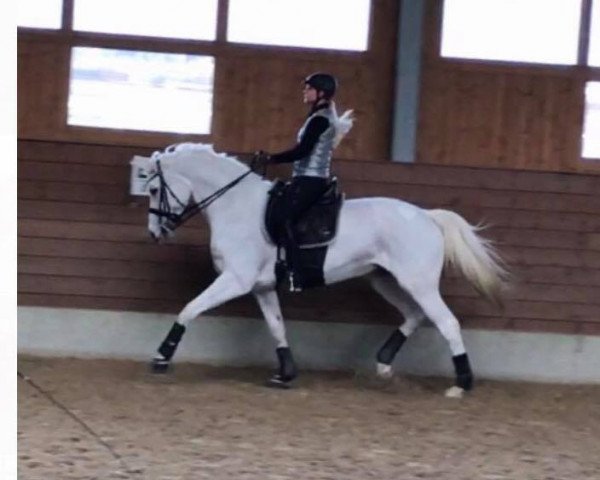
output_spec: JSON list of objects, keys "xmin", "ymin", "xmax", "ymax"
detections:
[
  {"xmin": 418, "ymin": 0, "xmax": 600, "ymax": 175},
  {"xmin": 18, "ymin": 0, "xmax": 600, "ymax": 172},
  {"xmin": 18, "ymin": 1, "xmax": 600, "ymax": 336},
  {"xmin": 18, "ymin": 140, "xmax": 600, "ymax": 335},
  {"xmin": 17, "ymin": 0, "xmax": 398, "ymax": 162}
]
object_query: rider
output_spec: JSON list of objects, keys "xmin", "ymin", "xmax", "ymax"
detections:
[{"xmin": 259, "ymin": 72, "xmax": 342, "ymax": 290}]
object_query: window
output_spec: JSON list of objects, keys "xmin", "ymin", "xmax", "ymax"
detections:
[
  {"xmin": 18, "ymin": 0, "xmax": 62, "ymax": 29},
  {"xmin": 588, "ymin": 0, "xmax": 600, "ymax": 66},
  {"xmin": 583, "ymin": 2, "xmax": 600, "ymax": 159},
  {"xmin": 227, "ymin": 0, "xmax": 371, "ymax": 51},
  {"xmin": 68, "ymin": 47, "xmax": 214, "ymax": 134},
  {"xmin": 441, "ymin": 0, "xmax": 582, "ymax": 65},
  {"xmin": 73, "ymin": 0, "xmax": 218, "ymax": 40},
  {"xmin": 583, "ymin": 82, "xmax": 600, "ymax": 159}
]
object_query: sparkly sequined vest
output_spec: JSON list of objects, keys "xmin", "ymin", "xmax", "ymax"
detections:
[{"xmin": 292, "ymin": 105, "xmax": 336, "ymax": 178}]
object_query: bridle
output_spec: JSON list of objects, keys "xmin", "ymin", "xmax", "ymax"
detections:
[{"xmin": 147, "ymin": 157, "xmax": 255, "ymax": 232}]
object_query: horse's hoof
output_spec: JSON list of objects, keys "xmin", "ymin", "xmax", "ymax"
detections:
[
  {"xmin": 265, "ymin": 375, "xmax": 293, "ymax": 389},
  {"xmin": 376, "ymin": 362, "xmax": 393, "ymax": 380},
  {"xmin": 151, "ymin": 358, "xmax": 170, "ymax": 374},
  {"xmin": 444, "ymin": 385, "xmax": 465, "ymax": 399}
]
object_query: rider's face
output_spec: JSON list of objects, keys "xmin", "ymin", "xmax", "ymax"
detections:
[{"xmin": 303, "ymin": 84, "xmax": 318, "ymax": 104}]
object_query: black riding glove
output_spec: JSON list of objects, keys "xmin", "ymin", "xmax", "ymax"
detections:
[{"xmin": 252, "ymin": 150, "xmax": 272, "ymax": 170}]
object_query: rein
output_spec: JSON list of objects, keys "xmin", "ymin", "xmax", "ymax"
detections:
[{"xmin": 148, "ymin": 158, "xmax": 254, "ymax": 230}]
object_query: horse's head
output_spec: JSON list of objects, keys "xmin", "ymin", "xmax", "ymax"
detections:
[
  {"xmin": 145, "ymin": 152, "xmax": 194, "ymax": 242},
  {"xmin": 142, "ymin": 142, "xmax": 258, "ymax": 241}
]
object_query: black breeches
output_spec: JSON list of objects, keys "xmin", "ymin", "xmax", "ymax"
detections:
[
  {"xmin": 281, "ymin": 176, "xmax": 328, "ymax": 267},
  {"xmin": 286, "ymin": 176, "xmax": 329, "ymax": 223}
]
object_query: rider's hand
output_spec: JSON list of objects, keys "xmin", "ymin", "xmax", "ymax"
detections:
[{"xmin": 253, "ymin": 150, "xmax": 271, "ymax": 169}]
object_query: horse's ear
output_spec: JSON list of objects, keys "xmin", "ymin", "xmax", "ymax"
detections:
[
  {"xmin": 131, "ymin": 155, "xmax": 151, "ymax": 169},
  {"xmin": 130, "ymin": 155, "xmax": 152, "ymax": 196},
  {"xmin": 207, "ymin": 144, "xmax": 221, "ymax": 157}
]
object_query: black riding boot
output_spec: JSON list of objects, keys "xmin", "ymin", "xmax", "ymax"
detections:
[
  {"xmin": 274, "ymin": 251, "xmax": 288, "ymax": 287},
  {"xmin": 283, "ymin": 222, "xmax": 303, "ymax": 292}
]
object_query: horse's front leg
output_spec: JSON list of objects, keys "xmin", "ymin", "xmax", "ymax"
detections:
[
  {"xmin": 254, "ymin": 289, "xmax": 297, "ymax": 388},
  {"xmin": 151, "ymin": 271, "xmax": 253, "ymax": 372}
]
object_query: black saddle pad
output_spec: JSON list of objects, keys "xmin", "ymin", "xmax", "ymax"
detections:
[{"xmin": 265, "ymin": 178, "xmax": 344, "ymax": 249}]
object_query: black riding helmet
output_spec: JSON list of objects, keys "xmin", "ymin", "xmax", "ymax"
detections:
[{"xmin": 304, "ymin": 72, "xmax": 337, "ymax": 99}]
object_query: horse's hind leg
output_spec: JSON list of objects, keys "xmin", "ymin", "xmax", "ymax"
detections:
[
  {"xmin": 254, "ymin": 289, "xmax": 297, "ymax": 388},
  {"xmin": 369, "ymin": 272, "xmax": 425, "ymax": 379},
  {"xmin": 405, "ymin": 286, "xmax": 473, "ymax": 396},
  {"xmin": 151, "ymin": 271, "xmax": 253, "ymax": 373}
]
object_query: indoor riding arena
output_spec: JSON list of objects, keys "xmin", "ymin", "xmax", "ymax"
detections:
[{"xmin": 17, "ymin": 1, "xmax": 600, "ymax": 479}]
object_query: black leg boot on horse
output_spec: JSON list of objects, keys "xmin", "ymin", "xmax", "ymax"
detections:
[
  {"xmin": 376, "ymin": 328, "xmax": 408, "ymax": 378},
  {"xmin": 267, "ymin": 347, "xmax": 298, "ymax": 389},
  {"xmin": 151, "ymin": 322, "xmax": 186, "ymax": 373},
  {"xmin": 452, "ymin": 353, "xmax": 474, "ymax": 391}
]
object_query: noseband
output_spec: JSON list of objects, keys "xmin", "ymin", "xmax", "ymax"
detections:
[{"xmin": 148, "ymin": 158, "xmax": 254, "ymax": 231}]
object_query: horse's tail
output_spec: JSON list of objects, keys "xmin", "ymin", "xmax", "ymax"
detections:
[{"xmin": 425, "ymin": 209, "xmax": 510, "ymax": 306}]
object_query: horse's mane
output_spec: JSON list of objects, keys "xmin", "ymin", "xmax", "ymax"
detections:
[
  {"xmin": 170, "ymin": 142, "xmax": 224, "ymax": 157},
  {"xmin": 158, "ymin": 142, "xmax": 248, "ymax": 172}
]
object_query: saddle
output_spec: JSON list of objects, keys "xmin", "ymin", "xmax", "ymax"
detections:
[
  {"xmin": 264, "ymin": 178, "xmax": 344, "ymax": 249},
  {"xmin": 264, "ymin": 178, "xmax": 344, "ymax": 291}
]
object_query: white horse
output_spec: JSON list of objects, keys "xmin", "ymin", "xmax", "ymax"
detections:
[{"xmin": 142, "ymin": 142, "xmax": 508, "ymax": 397}]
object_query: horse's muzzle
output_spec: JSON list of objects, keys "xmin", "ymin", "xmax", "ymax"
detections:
[
  {"xmin": 149, "ymin": 230, "xmax": 161, "ymax": 243},
  {"xmin": 160, "ymin": 224, "xmax": 174, "ymax": 237}
]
